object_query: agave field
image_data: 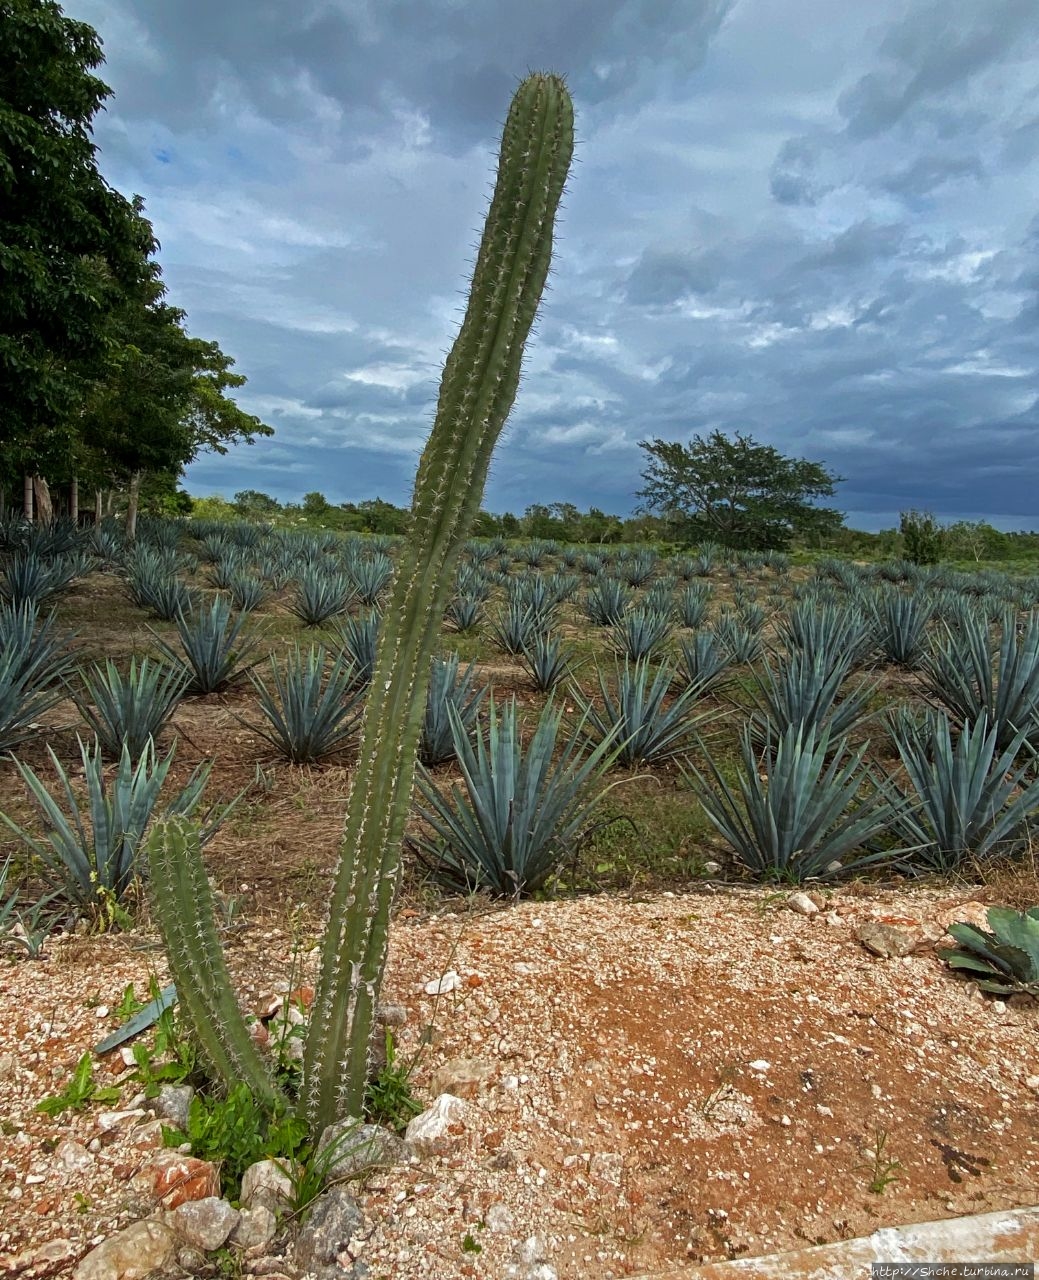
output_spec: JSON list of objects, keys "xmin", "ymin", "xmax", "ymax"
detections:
[
  {"xmin": 5, "ymin": 512, "xmax": 1039, "ymax": 920},
  {"xmin": 1, "ymin": 512, "xmax": 1039, "ymax": 1274}
]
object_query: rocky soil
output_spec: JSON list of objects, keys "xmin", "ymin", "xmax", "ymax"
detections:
[{"xmin": 0, "ymin": 885, "xmax": 1037, "ymax": 1279}]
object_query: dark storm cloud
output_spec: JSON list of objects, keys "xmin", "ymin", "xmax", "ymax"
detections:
[
  {"xmin": 837, "ymin": 0, "xmax": 1038, "ymax": 140},
  {"xmin": 84, "ymin": 0, "xmax": 734, "ymax": 144},
  {"xmin": 60, "ymin": 0, "xmax": 1039, "ymax": 527}
]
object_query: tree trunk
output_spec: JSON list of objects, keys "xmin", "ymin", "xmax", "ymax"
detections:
[
  {"xmin": 33, "ymin": 476, "xmax": 53, "ymax": 524},
  {"xmin": 70, "ymin": 476, "xmax": 79, "ymax": 525},
  {"xmin": 95, "ymin": 489, "xmax": 103, "ymax": 523},
  {"xmin": 104, "ymin": 490, "xmax": 114, "ymax": 516},
  {"xmin": 23, "ymin": 474, "xmax": 34, "ymax": 523},
  {"xmin": 125, "ymin": 471, "xmax": 142, "ymax": 541}
]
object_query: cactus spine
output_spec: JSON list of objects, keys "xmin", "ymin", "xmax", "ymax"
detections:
[
  {"xmin": 300, "ymin": 73, "xmax": 574, "ymax": 1133},
  {"xmin": 144, "ymin": 816, "xmax": 279, "ymax": 1105},
  {"xmin": 141, "ymin": 73, "xmax": 574, "ymax": 1139}
]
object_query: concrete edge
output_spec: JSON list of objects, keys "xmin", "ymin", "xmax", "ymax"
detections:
[{"xmin": 631, "ymin": 1205, "xmax": 1039, "ymax": 1278}]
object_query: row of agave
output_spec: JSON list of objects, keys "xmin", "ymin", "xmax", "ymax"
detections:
[{"xmin": 4, "ymin": 612, "xmax": 1039, "ymax": 918}]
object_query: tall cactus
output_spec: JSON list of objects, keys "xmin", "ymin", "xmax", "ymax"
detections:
[
  {"xmin": 302, "ymin": 73, "xmax": 574, "ymax": 1132},
  {"xmin": 142, "ymin": 73, "xmax": 574, "ymax": 1138}
]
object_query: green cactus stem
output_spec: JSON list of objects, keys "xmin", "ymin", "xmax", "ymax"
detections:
[
  {"xmin": 144, "ymin": 816, "xmax": 279, "ymax": 1106},
  {"xmin": 301, "ymin": 72, "xmax": 575, "ymax": 1133}
]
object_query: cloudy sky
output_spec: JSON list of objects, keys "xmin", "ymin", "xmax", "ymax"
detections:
[{"xmin": 68, "ymin": 0, "xmax": 1039, "ymax": 529}]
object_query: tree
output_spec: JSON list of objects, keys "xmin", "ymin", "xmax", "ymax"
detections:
[
  {"xmin": 0, "ymin": 0, "xmax": 154, "ymax": 484},
  {"xmin": 78, "ymin": 256, "xmax": 271, "ymax": 536},
  {"xmin": 899, "ymin": 510, "xmax": 944, "ymax": 565},
  {"xmin": 234, "ymin": 489, "xmax": 281, "ymax": 518},
  {"xmin": 636, "ymin": 430, "xmax": 844, "ymax": 550}
]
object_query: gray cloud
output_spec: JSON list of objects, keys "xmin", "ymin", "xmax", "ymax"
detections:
[{"xmin": 58, "ymin": 0, "xmax": 1039, "ymax": 529}]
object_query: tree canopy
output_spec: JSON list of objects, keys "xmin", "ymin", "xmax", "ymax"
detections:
[
  {"xmin": 0, "ymin": 0, "xmax": 271, "ymax": 521},
  {"xmin": 636, "ymin": 430, "xmax": 844, "ymax": 550}
]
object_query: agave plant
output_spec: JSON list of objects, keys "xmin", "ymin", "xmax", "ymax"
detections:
[
  {"xmin": 676, "ymin": 631, "xmax": 734, "ymax": 699},
  {"xmin": 490, "ymin": 600, "xmax": 549, "ymax": 655},
  {"xmin": 418, "ymin": 653, "xmax": 487, "ymax": 766},
  {"xmin": 248, "ymin": 645, "xmax": 364, "ymax": 763},
  {"xmin": 289, "ymin": 568, "xmax": 356, "ymax": 627},
  {"xmin": 611, "ymin": 606, "xmax": 673, "ymax": 662},
  {"xmin": 572, "ymin": 657, "xmax": 709, "ymax": 767},
  {"xmin": 349, "ymin": 553, "xmax": 394, "ymax": 607},
  {"xmin": 152, "ymin": 596, "xmax": 261, "ymax": 694},
  {"xmin": 0, "ymin": 602, "xmax": 77, "ymax": 751},
  {"xmin": 689, "ymin": 723, "xmax": 902, "ymax": 882},
  {"xmin": 747, "ymin": 650, "xmax": 876, "ymax": 746},
  {"xmin": 74, "ymin": 657, "xmax": 189, "ymax": 758},
  {"xmin": 938, "ymin": 906, "xmax": 1039, "ymax": 998},
  {"xmin": 2, "ymin": 738, "xmax": 229, "ymax": 911},
  {"xmin": 410, "ymin": 696, "xmax": 619, "ymax": 896},
  {"xmin": 207, "ymin": 552, "xmax": 249, "ymax": 591},
  {"xmin": 618, "ymin": 550, "xmax": 657, "ymax": 589},
  {"xmin": 778, "ymin": 600, "xmax": 874, "ymax": 674},
  {"xmin": 713, "ymin": 613, "xmax": 764, "ymax": 664},
  {"xmin": 335, "ymin": 610, "xmax": 381, "ymax": 687},
  {"xmin": 1, "ymin": 551, "xmax": 79, "ymax": 607},
  {"xmin": 677, "ymin": 584, "xmax": 711, "ymax": 630},
  {"xmin": 225, "ymin": 572, "xmax": 270, "ymax": 613},
  {"xmin": 872, "ymin": 590, "xmax": 933, "ymax": 667},
  {"xmin": 583, "ymin": 577, "xmax": 630, "ymax": 627},
  {"xmin": 445, "ymin": 593, "xmax": 484, "ymax": 634},
  {"xmin": 920, "ymin": 609, "xmax": 1039, "ymax": 751},
  {"xmin": 520, "ymin": 632, "xmax": 576, "ymax": 693},
  {"xmin": 888, "ymin": 710, "xmax": 1039, "ymax": 870}
]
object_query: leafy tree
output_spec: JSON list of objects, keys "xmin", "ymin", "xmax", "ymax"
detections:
[
  {"xmin": 0, "ymin": 0, "xmax": 154, "ymax": 484},
  {"xmin": 234, "ymin": 490, "xmax": 281, "ymax": 517},
  {"xmin": 637, "ymin": 430, "xmax": 844, "ymax": 550},
  {"xmin": 944, "ymin": 519, "xmax": 1006, "ymax": 563},
  {"xmin": 79, "ymin": 257, "xmax": 271, "ymax": 536},
  {"xmin": 301, "ymin": 492, "xmax": 331, "ymax": 519},
  {"xmin": 899, "ymin": 509, "xmax": 944, "ymax": 565}
]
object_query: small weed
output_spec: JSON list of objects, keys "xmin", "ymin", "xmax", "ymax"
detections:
[
  {"xmin": 130, "ymin": 983, "xmax": 200, "ymax": 1096},
  {"xmin": 114, "ymin": 982, "xmax": 146, "ymax": 1021},
  {"xmin": 859, "ymin": 1126, "xmax": 902, "ymax": 1194},
  {"xmin": 167, "ymin": 1083, "xmax": 308, "ymax": 1202},
  {"xmin": 365, "ymin": 1031, "xmax": 423, "ymax": 1132},
  {"xmin": 461, "ymin": 1231, "xmax": 483, "ymax": 1254},
  {"xmin": 36, "ymin": 1052, "xmax": 121, "ymax": 1117},
  {"xmin": 73, "ymin": 1191, "xmax": 91, "ymax": 1213}
]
